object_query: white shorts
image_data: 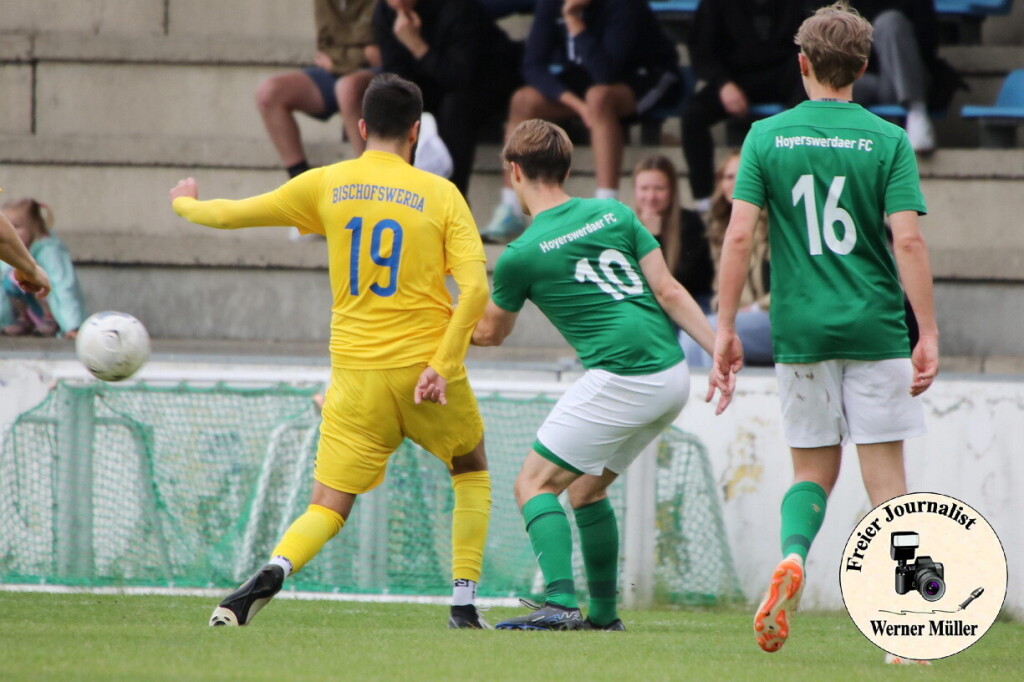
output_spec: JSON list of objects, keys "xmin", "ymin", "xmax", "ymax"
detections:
[
  {"xmin": 535, "ymin": 361, "xmax": 690, "ymax": 476},
  {"xmin": 776, "ymin": 358, "xmax": 925, "ymax": 448}
]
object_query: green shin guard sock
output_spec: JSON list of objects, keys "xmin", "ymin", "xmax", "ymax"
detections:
[
  {"xmin": 522, "ymin": 493, "xmax": 577, "ymax": 609},
  {"xmin": 779, "ymin": 481, "xmax": 827, "ymax": 561},
  {"xmin": 574, "ymin": 498, "xmax": 618, "ymax": 626}
]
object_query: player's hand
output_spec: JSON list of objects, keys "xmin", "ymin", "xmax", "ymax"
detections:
[
  {"xmin": 14, "ymin": 264, "xmax": 51, "ymax": 299},
  {"xmin": 313, "ymin": 51, "xmax": 334, "ymax": 72},
  {"xmin": 169, "ymin": 178, "xmax": 198, "ymax": 204},
  {"xmin": 719, "ymin": 82, "xmax": 748, "ymax": 117},
  {"xmin": 706, "ymin": 328, "xmax": 743, "ymax": 415},
  {"xmin": 414, "ymin": 366, "xmax": 447, "ymax": 406},
  {"xmin": 910, "ymin": 334, "xmax": 939, "ymax": 397}
]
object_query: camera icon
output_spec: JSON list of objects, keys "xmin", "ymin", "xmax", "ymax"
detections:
[{"xmin": 891, "ymin": 531, "xmax": 945, "ymax": 601}]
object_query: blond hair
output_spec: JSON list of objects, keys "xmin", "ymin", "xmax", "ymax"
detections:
[
  {"xmin": 795, "ymin": 2, "xmax": 872, "ymax": 89},
  {"xmin": 2, "ymin": 197, "xmax": 53, "ymax": 238},
  {"xmin": 502, "ymin": 119, "xmax": 573, "ymax": 184}
]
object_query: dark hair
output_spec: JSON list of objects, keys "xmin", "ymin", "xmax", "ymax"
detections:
[
  {"xmin": 362, "ymin": 73, "xmax": 424, "ymax": 140},
  {"xmin": 502, "ymin": 119, "xmax": 572, "ymax": 184}
]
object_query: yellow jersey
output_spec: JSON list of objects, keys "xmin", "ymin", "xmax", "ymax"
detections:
[{"xmin": 173, "ymin": 150, "xmax": 487, "ymax": 375}]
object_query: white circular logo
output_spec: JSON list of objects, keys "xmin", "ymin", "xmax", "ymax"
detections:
[{"xmin": 840, "ymin": 492, "xmax": 1007, "ymax": 660}]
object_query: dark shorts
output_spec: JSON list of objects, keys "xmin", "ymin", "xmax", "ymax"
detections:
[
  {"xmin": 556, "ymin": 64, "xmax": 682, "ymax": 117},
  {"xmin": 302, "ymin": 66, "xmax": 340, "ymax": 120}
]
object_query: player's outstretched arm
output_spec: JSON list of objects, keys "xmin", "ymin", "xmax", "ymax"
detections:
[
  {"xmin": 638, "ymin": 248, "xmax": 739, "ymax": 414},
  {"xmin": 890, "ymin": 210, "xmax": 939, "ymax": 396},
  {"xmin": 471, "ymin": 301, "xmax": 519, "ymax": 347},
  {"xmin": 169, "ymin": 177, "xmax": 310, "ymax": 231},
  {"xmin": 418, "ymin": 260, "xmax": 490, "ymax": 406},
  {"xmin": 0, "ymin": 210, "xmax": 51, "ymax": 298}
]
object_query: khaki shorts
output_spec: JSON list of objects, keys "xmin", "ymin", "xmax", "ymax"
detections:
[{"xmin": 315, "ymin": 364, "xmax": 484, "ymax": 494}]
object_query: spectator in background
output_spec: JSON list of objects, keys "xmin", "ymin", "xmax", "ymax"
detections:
[
  {"xmin": 477, "ymin": 0, "xmax": 537, "ymax": 18},
  {"xmin": 360, "ymin": 0, "xmax": 523, "ymax": 197},
  {"xmin": 682, "ymin": 1, "xmax": 811, "ymax": 213},
  {"xmin": 482, "ymin": 0, "xmax": 681, "ymax": 242},
  {"xmin": 0, "ymin": 198, "xmax": 86, "ymax": 339},
  {"xmin": 0, "ymin": 197, "xmax": 49, "ymax": 307},
  {"xmin": 851, "ymin": 0, "xmax": 957, "ymax": 153},
  {"xmin": 632, "ymin": 155, "xmax": 713, "ymax": 313},
  {"xmin": 255, "ymin": 0, "xmax": 377, "ymax": 179},
  {"xmin": 681, "ymin": 152, "xmax": 772, "ymax": 368}
]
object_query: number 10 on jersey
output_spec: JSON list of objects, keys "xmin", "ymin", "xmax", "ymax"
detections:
[{"xmin": 345, "ymin": 217, "xmax": 403, "ymax": 297}]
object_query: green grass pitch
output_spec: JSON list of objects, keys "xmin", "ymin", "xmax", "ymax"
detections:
[{"xmin": 1, "ymin": 593, "xmax": 1020, "ymax": 681}]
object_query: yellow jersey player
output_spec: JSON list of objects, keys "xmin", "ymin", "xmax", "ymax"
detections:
[{"xmin": 169, "ymin": 73, "xmax": 492, "ymax": 629}]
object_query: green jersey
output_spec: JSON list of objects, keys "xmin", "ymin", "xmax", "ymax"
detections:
[
  {"xmin": 492, "ymin": 197, "xmax": 683, "ymax": 374},
  {"xmin": 733, "ymin": 101, "xmax": 927, "ymax": 363}
]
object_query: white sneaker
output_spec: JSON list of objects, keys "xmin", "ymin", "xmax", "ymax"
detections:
[
  {"xmin": 754, "ymin": 553, "xmax": 805, "ymax": 653},
  {"xmin": 905, "ymin": 111, "xmax": 936, "ymax": 154}
]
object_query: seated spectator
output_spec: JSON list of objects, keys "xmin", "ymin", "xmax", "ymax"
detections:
[
  {"xmin": 338, "ymin": 0, "xmax": 522, "ymax": 197},
  {"xmin": 851, "ymin": 0, "xmax": 961, "ymax": 153},
  {"xmin": 682, "ymin": 0, "xmax": 811, "ymax": 212},
  {"xmin": 680, "ymin": 152, "xmax": 772, "ymax": 368},
  {"xmin": 483, "ymin": 0, "xmax": 681, "ymax": 242},
  {"xmin": 477, "ymin": 0, "xmax": 537, "ymax": 18},
  {"xmin": 632, "ymin": 155, "xmax": 713, "ymax": 312},
  {"xmin": 0, "ymin": 198, "xmax": 86, "ymax": 339},
  {"xmin": 255, "ymin": 0, "xmax": 376, "ymax": 179}
]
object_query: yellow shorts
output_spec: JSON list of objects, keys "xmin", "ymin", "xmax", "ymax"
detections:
[{"xmin": 314, "ymin": 364, "xmax": 484, "ymax": 494}]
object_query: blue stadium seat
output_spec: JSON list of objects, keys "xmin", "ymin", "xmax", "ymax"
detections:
[
  {"xmin": 648, "ymin": 0, "xmax": 700, "ymax": 14},
  {"xmin": 961, "ymin": 69, "xmax": 1024, "ymax": 147},
  {"xmin": 934, "ymin": 0, "xmax": 1014, "ymax": 43}
]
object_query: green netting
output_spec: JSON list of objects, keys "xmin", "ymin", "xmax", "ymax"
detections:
[{"xmin": 0, "ymin": 381, "xmax": 741, "ymax": 604}]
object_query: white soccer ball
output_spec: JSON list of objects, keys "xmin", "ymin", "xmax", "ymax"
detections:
[{"xmin": 75, "ymin": 311, "xmax": 151, "ymax": 382}]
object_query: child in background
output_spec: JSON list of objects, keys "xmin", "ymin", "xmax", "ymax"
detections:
[{"xmin": 1, "ymin": 198, "xmax": 87, "ymax": 338}]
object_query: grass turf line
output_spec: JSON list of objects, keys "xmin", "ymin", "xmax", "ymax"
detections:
[{"xmin": 0, "ymin": 593, "xmax": 1020, "ymax": 681}]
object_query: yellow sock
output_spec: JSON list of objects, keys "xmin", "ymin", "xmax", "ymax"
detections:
[
  {"xmin": 270, "ymin": 504, "xmax": 344, "ymax": 574},
  {"xmin": 451, "ymin": 471, "xmax": 491, "ymax": 582}
]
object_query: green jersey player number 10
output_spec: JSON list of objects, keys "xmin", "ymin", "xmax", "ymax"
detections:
[
  {"xmin": 574, "ymin": 248, "xmax": 645, "ymax": 300},
  {"xmin": 792, "ymin": 174, "xmax": 857, "ymax": 256},
  {"xmin": 345, "ymin": 216, "xmax": 403, "ymax": 297}
]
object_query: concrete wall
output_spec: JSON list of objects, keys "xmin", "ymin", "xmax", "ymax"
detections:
[{"xmin": 0, "ymin": 359, "xmax": 1020, "ymax": 618}]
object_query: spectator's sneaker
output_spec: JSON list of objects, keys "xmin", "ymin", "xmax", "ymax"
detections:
[
  {"xmin": 2, "ymin": 316, "xmax": 35, "ymax": 336},
  {"xmin": 583, "ymin": 617, "xmax": 626, "ymax": 631},
  {"xmin": 753, "ymin": 553, "xmax": 804, "ymax": 652},
  {"xmin": 495, "ymin": 601, "xmax": 584, "ymax": 630},
  {"xmin": 906, "ymin": 112, "xmax": 936, "ymax": 154},
  {"xmin": 209, "ymin": 564, "xmax": 284, "ymax": 626},
  {"xmin": 448, "ymin": 604, "xmax": 491, "ymax": 629},
  {"xmin": 884, "ymin": 653, "xmax": 931, "ymax": 665},
  {"xmin": 480, "ymin": 203, "xmax": 525, "ymax": 244}
]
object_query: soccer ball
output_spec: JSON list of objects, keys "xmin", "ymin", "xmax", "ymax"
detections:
[{"xmin": 75, "ymin": 311, "xmax": 151, "ymax": 382}]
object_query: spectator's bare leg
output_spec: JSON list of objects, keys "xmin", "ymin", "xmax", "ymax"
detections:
[
  {"xmin": 336, "ymin": 69, "xmax": 375, "ymax": 157},
  {"xmin": 255, "ymin": 72, "xmax": 327, "ymax": 168},
  {"xmin": 584, "ymin": 84, "xmax": 636, "ymax": 193},
  {"xmin": 504, "ymin": 86, "xmax": 576, "ymax": 188}
]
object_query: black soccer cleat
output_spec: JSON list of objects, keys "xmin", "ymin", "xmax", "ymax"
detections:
[
  {"xmin": 448, "ymin": 604, "xmax": 491, "ymax": 629},
  {"xmin": 209, "ymin": 564, "xmax": 285, "ymax": 627},
  {"xmin": 495, "ymin": 601, "xmax": 584, "ymax": 631},
  {"xmin": 582, "ymin": 617, "xmax": 626, "ymax": 631}
]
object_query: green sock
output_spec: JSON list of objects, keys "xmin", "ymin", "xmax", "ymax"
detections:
[
  {"xmin": 779, "ymin": 481, "xmax": 827, "ymax": 561},
  {"xmin": 574, "ymin": 498, "xmax": 618, "ymax": 626},
  {"xmin": 522, "ymin": 493, "xmax": 577, "ymax": 609}
]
